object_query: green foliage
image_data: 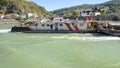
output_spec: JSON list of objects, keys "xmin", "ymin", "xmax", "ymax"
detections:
[
  {"xmin": 51, "ymin": 0, "xmax": 120, "ymax": 17},
  {"xmin": 71, "ymin": 11, "xmax": 80, "ymax": 16},
  {"xmin": 0, "ymin": 10, "xmax": 4, "ymax": 14},
  {"xmin": 15, "ymin": 16, "xmax": 22, "ymax": 20},
  {"xmin": 17, "ymin": 12, "xmax": 22, "ymax": 15},
  {"xmin": 51, "ymin": 4, "xmax": 94, "ymax": 16},
  {"xmin": 0, "ymin": 0, "xmax": 50, "ymax": 17}
]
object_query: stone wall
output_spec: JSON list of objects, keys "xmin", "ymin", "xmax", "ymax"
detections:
[{"xmin": 0, "ymin": 19, "xmax": 19, "ymax": 24}]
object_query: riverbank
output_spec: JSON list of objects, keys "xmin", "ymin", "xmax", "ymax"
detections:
[{"xmin": 0, "ymin": 19, "xmax": 19, "ymax": 24}]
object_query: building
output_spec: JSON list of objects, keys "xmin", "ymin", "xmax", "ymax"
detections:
[
  {"xmin": 27, "ymin": 13, "xmax": 38, "ymax": 18},
  {"xmin": 4, "ymin": 13, "xmax": 19, "ymax": 19},
  {"xmin": 81, "ymin": 7, "xmax": 102, "ymax": 17},
  {"xmin": 91, "ymin": 7, "xmax": 101, "ymax": 16},
  {"xmin": 0, "ymin": 14, "xmax": 4, "ymax": 19},
  {"xmin": 81, "ymin": 9, "xmax": 91, "ymax": 16},
  {"xmin": 4, "ymin": 14, "xmax": 13, "ymax": 19}
]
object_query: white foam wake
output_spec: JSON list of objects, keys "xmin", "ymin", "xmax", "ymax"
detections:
[
  {"xmin": 68, "ymin": 36, "xmax": 120, "ymax": 41},
  {"xmin": 0, "ymin": 29, "xmax": 11, "ymax": 33},
  {"xmin": 50, "ymin": 36, "xmax": 120, "ymax": 41}
]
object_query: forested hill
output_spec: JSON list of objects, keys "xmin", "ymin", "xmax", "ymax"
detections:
[
  {"xmin": 52, "ymin": 0, "xmax": 120, "ymax": 16},
  {"xmin": 0, "ymin": 0, "xmax": 49, "ymax": 17},
  {"xmin": 102, "ymin": 0, "xmax": 120, "ymax": 6},
  {"xmin": 100, "ymin": 0, "xmax": 120, "ymax": 11}
]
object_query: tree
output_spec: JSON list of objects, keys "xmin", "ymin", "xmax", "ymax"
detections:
[{"xmin": 0, "ymin": 10, "xmax": 4, "ymax": 14}]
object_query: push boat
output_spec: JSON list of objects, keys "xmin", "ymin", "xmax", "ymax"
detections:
[{"xmin": 11, "ymin": 17, "xmax": 97, "ymax": 33}]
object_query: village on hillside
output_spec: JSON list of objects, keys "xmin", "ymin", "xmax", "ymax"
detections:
[{"xmin": 0, "ymin": 0, "xmax": 120, "ymax": 22}]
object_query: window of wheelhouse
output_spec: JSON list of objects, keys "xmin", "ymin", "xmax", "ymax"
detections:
[
  {"xmin": 42, "ymin": 24, "xmax": 45, "ymax": 27},
  {"xmin": 59, "ymin": 23, "xmax": 63, "ymax": 26},
  {"xmin": 46, "ymin": 24, "xmax": 50, "ymax": 26}
]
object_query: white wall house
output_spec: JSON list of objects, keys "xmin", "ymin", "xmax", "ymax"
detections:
[
  {"xmin": 81, "ymin": 7, "xmax": 101, "ymax": 17},
  {"xmin": 21, "ymin": 14, "xmax": 27, "ymax": 19},
  {"xmin": 81, "ymin": 10, "xmax": 91, "ymax": 17},
  {"xmin": 27, "ymin": 13, "xmax": 38, "ymax": 18},
  {"xmin": 94, "ymin": 12, "xmax": 101, "ymax": 16},
  {"xmin": 0, "ymin": 14, "xmax": 4, "ymax": 19}
]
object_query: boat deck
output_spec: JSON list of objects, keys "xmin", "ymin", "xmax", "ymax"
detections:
[{"xmin": 23, "ymin": 30, "xmax": 97, "ymax": 33}]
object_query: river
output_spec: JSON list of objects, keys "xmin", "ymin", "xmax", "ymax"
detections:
[{"xmin": 0, "ymin": 24, "xmax": 120, "ymax": 68}]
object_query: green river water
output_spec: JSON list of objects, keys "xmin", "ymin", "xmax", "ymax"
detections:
[{"xmin": 0, "ymin": 24, "xmax": 120, "ymax": 68}]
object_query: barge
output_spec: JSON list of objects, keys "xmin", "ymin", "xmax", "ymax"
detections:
[{"xmin": 98, "ymin": 22, "xmax": 120, "ymax": 37}]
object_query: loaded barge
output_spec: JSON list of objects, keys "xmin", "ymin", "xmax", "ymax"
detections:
[{"xmin": 97, "ymin": 22, "xmax": 120, "ymax": 37}]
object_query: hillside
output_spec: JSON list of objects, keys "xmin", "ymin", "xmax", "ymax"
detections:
[
  {"xmin": 52, "ymin": 0, "xmax": 120, "ymax": 17},
  {"xmin": 101, "ymin": 0, "xmax": 120, "ymax": 6},
  {"xmin": 0, "ymin": 0, "xmax": 50, "ymax": 17}
]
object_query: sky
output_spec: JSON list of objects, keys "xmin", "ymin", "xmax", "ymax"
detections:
[{"xmin": 28, "ymin": 0, "xmax": 110, "ymax": 11}]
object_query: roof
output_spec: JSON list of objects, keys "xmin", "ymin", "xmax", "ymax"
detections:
[
  {"xmin": 4, "ymin": 14, "xmax": 13, "ymax": 16},
  {"xmin": 91, "ymin": 7, "xmax": 101, "ymax": 12}
]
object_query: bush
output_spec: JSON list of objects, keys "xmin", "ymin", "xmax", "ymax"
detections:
[
  {"xmin": 0, "ymin": 10, "xmax": 4, "ymax": 14},
  {"xmin": 15, "ymin": 16, "xmax": 22, "ymax": 20}
]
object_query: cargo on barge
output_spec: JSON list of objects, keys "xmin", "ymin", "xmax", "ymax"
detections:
[{"xmin": 97, "ymin": 22, "xmax": 120, "ymax": 37}]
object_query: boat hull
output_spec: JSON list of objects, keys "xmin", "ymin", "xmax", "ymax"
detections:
[
  {"xmin": 23, "ymin": 30, "xmax": 97, "ymax": 33},
  {"xmin": 98, "ymin": 28, "xmax": 120, "ymax": 37},
  {"xmin": 11, "ymin": 27, "xmax": 96, "ymax": 33},
  {"xmin": 11, "ymin": 27, "xmax": 31, "ymax": 32}
]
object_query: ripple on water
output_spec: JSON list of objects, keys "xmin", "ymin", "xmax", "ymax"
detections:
[{"xmin": 0, "ymin": 46, "xmax": 15, "ymax": 57}]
